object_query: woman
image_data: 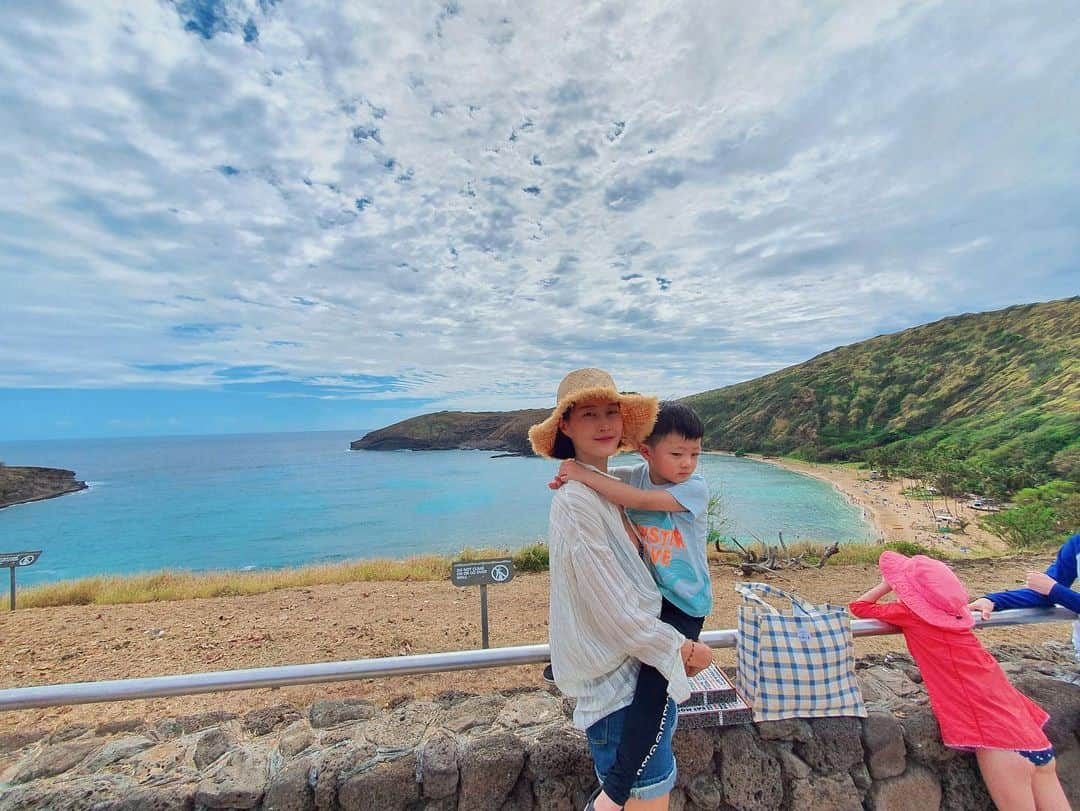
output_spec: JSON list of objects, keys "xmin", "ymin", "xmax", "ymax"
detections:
[{"xmin": 528, "ymin": 368, "xmax": 712, "ymax": 811}]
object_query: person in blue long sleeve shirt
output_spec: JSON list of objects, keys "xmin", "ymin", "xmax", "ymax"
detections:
[{"xmin": 968, "ymin": 533, "xmax": 1080, "ymax": 662}]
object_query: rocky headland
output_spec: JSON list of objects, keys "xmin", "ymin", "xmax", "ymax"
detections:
[
  {"xmin": 352, "ymin": 409, "xmax": 547, "ymax": 454},
  {"xmin": 0, "ymin": 467, "xmax": 86, "ymax": 511}
]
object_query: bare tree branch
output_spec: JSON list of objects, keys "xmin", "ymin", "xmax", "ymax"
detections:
[
  {"xmin": 817, "ymin": 542, "xmax": 841, "ymax": 568},
  {"xmin": 739, "ymin": 562, "xmax": 779, "ymax": 576},
  {"xmin": 727, "ymin": 535, "xmax": 749, "ymax": 556}
]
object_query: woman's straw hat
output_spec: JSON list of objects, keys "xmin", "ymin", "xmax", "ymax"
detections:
[
  {"xmin": 528, "ymin": 368, "xmax": 658, "ymax": 459},
  {"xmin": 879, "ymin": 552, "xmax": 975, "ymax": 630}
]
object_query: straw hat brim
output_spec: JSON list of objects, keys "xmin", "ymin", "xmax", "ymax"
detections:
[
  {"xmin": 879, "ymin": 551, "xmax": 974, "ymax": 630},
  {"xmin": 528, "ymin": 385, "xmax": 658, "ymax": 459}
]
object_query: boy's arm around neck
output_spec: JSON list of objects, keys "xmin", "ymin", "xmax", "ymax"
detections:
[{"xmin": 567, "ymin": 461, "xmax": 685, "ymax": 512}]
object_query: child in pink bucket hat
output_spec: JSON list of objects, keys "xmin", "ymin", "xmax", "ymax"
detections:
[{"xmin": 850, "ymin": 552, "xmax": 1069, "ymax": 810}]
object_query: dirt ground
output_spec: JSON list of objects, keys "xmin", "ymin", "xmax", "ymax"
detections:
[{"xmin": 1, "ymin": 553, "xmax": 1072, "ymax": 736}]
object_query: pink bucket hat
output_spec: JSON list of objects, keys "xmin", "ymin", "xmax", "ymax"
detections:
[{"xmin": 878, "ymin": 552, "xmax": 975, "ymax": 630}]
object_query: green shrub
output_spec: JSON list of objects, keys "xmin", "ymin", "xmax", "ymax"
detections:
[
  {"xmin": 513, "ymin": 542, "xmax": 549, "ymax": 572},
  {"xmin": 879, "ymin": 540, "xmax": 946, "ymax": 560},
  {"xmin": 827, "ymin": 540, "xmax": 946, "ymax": 565},
  {"xmin": 982, "ymin": 479, "xmax": 1078, "ymax": 548},
  {"xmin": 981, "ymin": 504, "xmax": 1060, "ymax": 549}
]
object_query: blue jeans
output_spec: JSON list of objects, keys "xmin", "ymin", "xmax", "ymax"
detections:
[{"xmin": 586, "ymin": 697, "xmax": 679, "ymax": 801}]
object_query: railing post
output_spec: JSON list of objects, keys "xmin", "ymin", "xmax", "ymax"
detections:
[{"xmin": 479, "ymin": 584, "xmax": 489, "ymax": 649}]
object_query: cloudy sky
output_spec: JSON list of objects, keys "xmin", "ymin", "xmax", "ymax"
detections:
[{"xmin": 1, "ymin": 0, "xmax": 1077, "ymax": 440}]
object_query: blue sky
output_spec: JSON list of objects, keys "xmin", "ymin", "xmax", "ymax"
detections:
[{"xmin": 1, "ymin": 1, "xmax": 1077, "ymax": 440}]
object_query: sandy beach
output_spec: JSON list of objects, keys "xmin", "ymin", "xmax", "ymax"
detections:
[{"xmin": 745, "ymin": 455, "xmax": 1007, "ymax": 555}]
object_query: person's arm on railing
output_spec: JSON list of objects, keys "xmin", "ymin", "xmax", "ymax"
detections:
[
  {"xmin": 849, "ymin": 579, "xmax": 916, "ymax": 626},
  {"xmin": 854, "ymin": 579, "xmax": 892, "ymax": 605},
  {"xmin": 970, "ymin": 534, "xmax": 1080, "ymax": 619},
  {"xmin": 1024, "ymin": 571, "xmax": 1080, "ymax": 614}
]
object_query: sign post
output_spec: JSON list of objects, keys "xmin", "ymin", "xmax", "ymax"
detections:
[
  {"xmin": 0, "ymin": 551, "xmax": 42, "ymax": 611},
  {"xmin": 450, "ymin": 558, "xmax": 514, "ymax": 649}
]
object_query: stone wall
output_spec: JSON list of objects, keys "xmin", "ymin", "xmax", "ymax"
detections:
[{"xmin": 2, "ymin": 648, "xmax": 1078, "ymax": 810}]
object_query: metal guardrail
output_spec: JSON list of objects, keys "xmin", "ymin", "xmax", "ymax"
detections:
[{"xmin": 0, "ymin": 607, "xmax": 1074, "ymax": 711}]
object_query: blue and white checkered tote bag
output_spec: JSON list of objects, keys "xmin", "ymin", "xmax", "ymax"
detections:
[{"xmin": 735, "ymin": 582, "xmax": 866, "ymax": 722}]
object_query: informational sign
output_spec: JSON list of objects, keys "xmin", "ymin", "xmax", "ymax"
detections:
[
  {"xmin": 0, "ymin": 551, "xmax": 41, "ymax": 568},
  {"xmin": 451, "ymin": 559, "xmax": 515, "ymax": 587},
  {"xmin": 450, "ymin": 558, "xmax": 515, "ymax": 649},
  {"xmin": 1, "ymin": 550, "xmax": 41, "ymax": 610}
]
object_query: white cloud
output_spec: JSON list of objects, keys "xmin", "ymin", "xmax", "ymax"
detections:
[{"xmin": 0, "ymin": 0, "xmax": 1077, "ymax": 411}]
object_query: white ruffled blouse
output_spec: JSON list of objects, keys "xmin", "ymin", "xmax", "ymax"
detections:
[{"xmin": 547, "ymin": 479, "xmax": 690, "ymax": 729}]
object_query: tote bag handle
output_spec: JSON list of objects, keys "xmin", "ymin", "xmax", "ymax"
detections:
[{"xmin": 734, "ymin": 582, "xmax": 819, "ymax": 617}]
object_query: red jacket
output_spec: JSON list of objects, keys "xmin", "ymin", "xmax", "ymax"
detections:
[{"xmin": 849, "ymin": 600, "xmax": 1050, "ymax": 750}]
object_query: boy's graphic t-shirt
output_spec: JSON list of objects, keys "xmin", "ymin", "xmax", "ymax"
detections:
[{"xmin": 613, "ymin": 463, "xmax": 712, "ymax": 618}]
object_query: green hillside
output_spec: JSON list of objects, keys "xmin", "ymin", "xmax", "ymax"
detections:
[
  {"xmin": 355, "ymin": 298, "xmax": 1078, "ymax": 496},
  {"xmin": 684, "ymin": 297, "xmax": 1079, "ymax": 489}
]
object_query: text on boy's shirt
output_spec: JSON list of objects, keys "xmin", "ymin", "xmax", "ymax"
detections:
[{"xmin": 633, "ymin": 523, "xmax": 685, "ymax": 566}]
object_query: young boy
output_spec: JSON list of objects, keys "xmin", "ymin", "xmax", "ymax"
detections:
[{"xmin": 549, "ymin": 401, "xmax": 713, "ymax": 810}]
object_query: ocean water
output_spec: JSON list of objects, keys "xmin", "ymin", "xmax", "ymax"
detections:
[{"xmin": 0, "ymin": 431, "xmax": 870, "ymax": 587}]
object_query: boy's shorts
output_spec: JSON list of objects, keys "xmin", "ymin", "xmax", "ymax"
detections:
[{"xmin": 586, "ymin": 697, "xmax": 679, "ymax": 800}]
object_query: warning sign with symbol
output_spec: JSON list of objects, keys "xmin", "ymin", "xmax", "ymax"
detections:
[
  {"xmin": 451, "ymin": 558, "xmax": 515, "ymax": 587},
  {"xmin": 0, "ymin": 551, "xmax": 41, "ymax": 568}
]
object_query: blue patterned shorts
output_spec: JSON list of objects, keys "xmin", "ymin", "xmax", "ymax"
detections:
[{"xmin": 1018, "ymin": 746, "xmax": 1055, "ymax": 766}]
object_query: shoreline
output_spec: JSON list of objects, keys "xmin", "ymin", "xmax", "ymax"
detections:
[
  {"xmin": 741, "ymin": 454, "xmax": 1006, "ymax": 554},
  {"xmin": 0, "ymin": 484, "xmax": 88, "ymax": 511}
]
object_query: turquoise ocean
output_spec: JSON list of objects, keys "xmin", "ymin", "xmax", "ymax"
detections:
[{"xmin": 0, "ymin": 431, "xmax": 871, "ymax": 587}]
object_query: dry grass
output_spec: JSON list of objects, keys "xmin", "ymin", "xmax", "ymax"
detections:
[
  {"xmin": 14, "ymin": 544, "xmax": 549, "ymax": 610},
  {"xmin": 16, "ymin": 558, "xmax": 448, "ymax": 608},
  {"xmin": 14, "ymin": 538, "xmax": 1005, "ymax": 610},
  {"xmin": 707, "ymin": 537, "xmax": 1000, "ymax": 567}
]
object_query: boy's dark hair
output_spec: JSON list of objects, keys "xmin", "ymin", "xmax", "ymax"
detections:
[{"xmin": 645, "ymin": 401, "xmax": 704, "ymax": 445}]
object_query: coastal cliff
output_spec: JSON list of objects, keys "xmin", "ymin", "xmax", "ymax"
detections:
[
  {"xmin": 351, "ymin": 408, "xmax": 548, "ymax": 454},
  {"xmin": 0, "ymin": 467, "xmax": 87, "ymax": 510}
]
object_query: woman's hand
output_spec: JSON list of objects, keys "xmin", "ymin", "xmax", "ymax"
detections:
[
  {"xmin": 681, "ymin": 640, "xmax": 713, "ymax": 677},
  {"xmin": 1025, "ymin": 571, "xmax": 1056, "ymax": 595}
]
